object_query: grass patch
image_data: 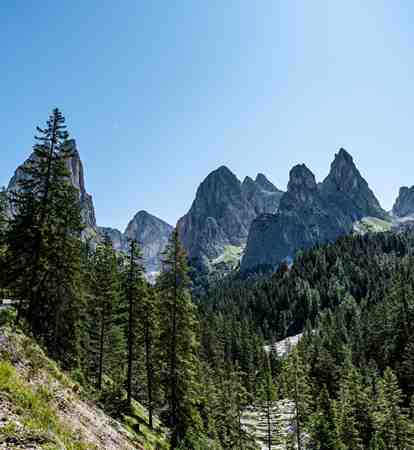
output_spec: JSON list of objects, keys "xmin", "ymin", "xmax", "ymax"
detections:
[
  {"xmin": 212, "ymin": 245, "xmax": 244, "ymax": 266},
  {"xmin": 0, "ymin": 361, "xmax": 95, "ymax": 449},
  {"xmin": 122, "ymin": 401, "xmax": 168, "ymax": 450},
  {"xmin": 353, "ymin": 216, "xmax": 392, "ymax": 234}
]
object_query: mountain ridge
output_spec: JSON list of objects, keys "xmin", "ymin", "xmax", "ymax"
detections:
[{"xmin": 242, "ymin": 148, "xmax": 388, "ymax": 271}]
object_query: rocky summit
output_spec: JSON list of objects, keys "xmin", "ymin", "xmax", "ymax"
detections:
[
  {"xmin": 241, "ymin": 149, "xmax": 387, "ymax": 271},
  {"xmin": 124, "ymin": 210, "xmax": 173, "ymax": 273},
  {"xmin": 177, "ymin": 165, "xmax": 283, "ymax": 270},
  {"xmin": 7, "ymin": 139, "xmax": 98, "ymax": 240},
  {"xmin": 99, "ymin": 211, "xmax": 173, "ymax": 275},
  {"xmin": 392, "ymin": 185, "xmax": 414, "ymax": 218}
]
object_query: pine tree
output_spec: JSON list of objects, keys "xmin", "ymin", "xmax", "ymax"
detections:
[
  {"xmin": 124, "ymin": 239, "xmax": 145, "ymax": 407},
  {"xmin": 87, "ymin": 237, "xmax": 125, "ymax": 390},
  {"xmin": 257, "ymin": 356, "xmax": 282, "ymax": 450},
  {"xmin": 138, "ymin": 285, "xmax": 161, "ymax": 429},
  {"xmin": 215, "ymin": 363, "xmax": 256, "ymax": 450},
  {"xmin": 157, "ymin": 229, "xmax": 203, "ymax": 449},
  {"xmin": 332, "ymin": 353, "xmax": 370, "ymax": 450},
  {"xmin": 0, "ymin": 188, "xmax": 7, "ymax": 237},
  {"xmin": 284, "ymin": 347, "xmax": 312, "ymax": 450},
  {"xmin": 371, "ymin": 367, "xmax": 414, "ymax": 450},
  {"xmin": 0, "ymin": 189, "xmax": 7, "ymax": 298},
  {"xmin": 309, "ymin": 385, "xmax": 344, "ymax": 450},
  {"xmin": 3, "ymin": 109, "xmax": 84, "ymax": 367}
]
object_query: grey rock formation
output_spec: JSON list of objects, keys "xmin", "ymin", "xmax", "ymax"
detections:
[
  {"xmin": 242, "ymin": 149, "xmax": 387, "ymax": 271},
  {"xmin": 392, "ymin": 186, "xmax": 414, "ymax": 218},
  {"xmin": 98, "ymin": 211, "xmax": 173, "ymax": 274},
  {"xmin": 64, "ymin": 141, "xmax": 97, "ymax": 232},
  {"xmin": 241, "ymin": 174, "xmax": 284, "ymax": 215},
  {"xmin": 320, "ymin": 148, "xmax": 386, "ymax": 221},
  {"xmin": 177, "ymin": 166, "xmax": 283, "ymax": 269},
  {"xmin": 124, "ymin": 210, "xmax": 173, "ymax": 273},
  {"xmin": 98, "ymin": 227, "xmax": 127, "ymax": 252},
  {"xmin": 7, "ymin": 139, "xmax": 97, "ymax": 239}
]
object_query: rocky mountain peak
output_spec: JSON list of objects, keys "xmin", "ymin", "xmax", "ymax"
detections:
[
  {"xmin": 7, "ymin": 139, "xmax": 97, "ymax": 234},
  {"xmin": 321, "ymin": 148, "xmax": 386, "ymax": 219},
  {"xmin": 194, "ymin": 166, "xmax": 242, "ymax": 210},
  {"xmin": 124, "ymin": 211, "xmax": 173, "ymax": 273},
  {"xmin": 392, "ymin": 185, "xmax": 414, "ymax": 217},
  {"xmin": 242, "ymin": 149, "xmax": 388, "ymax": 271},
  {"xmin": 324, "ymin": 147, "xmax": 361, "ymax": 190},
  {"xmin": 255, "ymin": 173, "xmax": 280, "ymax": 192},
  {"xmin": 178, "ymin": 166, "xmax": 284, "ymax": 269},
  {"xmin": 287, "ymin": 164, "xmax": 317, "ymax": 193}
]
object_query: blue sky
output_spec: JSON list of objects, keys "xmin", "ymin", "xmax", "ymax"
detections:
[{"xmin": 1, "ymin": 1, "xmax": 414, "ymax": 230}]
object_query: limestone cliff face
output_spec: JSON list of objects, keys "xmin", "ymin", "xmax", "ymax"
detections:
[
  {"xmin": 98, "ymin": 211, "xmax": 173, "ymax": 274},
  {"xmin": 124, "ymin": 210, "xmax": 173, "ymax": 273},
  {"xmin": 242, "ymin": 149, "xmax": 387, "ymax": 271},
  {"xmin": 98, "ymin": 227, "xmax": 127, "ymax": 252},
  {"xmin": 392, "ymin": 186, "xmax": 414, "ymax": 218},
  {"xmin": 242, "ymin": 164, "xmax": 343, "ymax": 270},
  {"xmin": 177, "ymin": 166, "xmax": 283, "ymax": 269},
  {"xmin": 241, "ymin": 173, "xmax": 284, "ymax": 216},
  {"xmin": 320, "ymin": 148, "xmax": 386, "ymax": 221},
  {"xmin": 7, "ymin": 139, "xmax": 97, "ymax": 238}
]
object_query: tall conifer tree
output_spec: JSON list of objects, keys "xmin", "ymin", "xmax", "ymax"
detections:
[
  {"xmin": 158, "ymin": 229, "xmax": 202, "ymax": 449},
  {"xmin": 3, "ymin": 109, "xmax": 83, "ymax": 367}
]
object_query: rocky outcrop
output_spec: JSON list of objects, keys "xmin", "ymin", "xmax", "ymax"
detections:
[
  {"xmin": 7, "ymin": 139, "xmax": 98, "ymax": 239},
  {"xmin": 241, "ymin": 173, "xmax": 284, "ymax": 215},
  {"xmin": 242, "ymin": 149, "xmax": 387, "ymax": 271},
  {"xmin": 320, "ymin": 148, "xmax": 387, "ymax": 221},
  {"xmin": 7, "ymin": 140, "xmax": 173, "ymax": 275},
  {"xmin": 177, "ymin": 166, "xmax": 283, "ymax": 269},
  {"xmin": 98, "ymin": 227, "xmax": 127, "ymax": 252},
  {"xmin": 124, "ymin": 210, "xmax": 173, "ymax": 273},
  {"xmin": 98, "ymin": 211, "xmax": 173, "ymax": 274},
  {"xmin": 64, "ymin": 141, "xmax": 97, "ymax": 232},
  {"xmin": 392, "ymin": 186, "xmax": 414, "ymax": 218}
]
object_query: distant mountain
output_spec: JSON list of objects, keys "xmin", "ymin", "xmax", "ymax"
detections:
[
  {"xmin": 392, "ymin": 186, "xmax": 414, "ymax": 218},
  {"xmin": 177, "ymin": 166, "xmax": 284, "ymax": 270},
  {"xmin": 241, "ymin": 173, "xmax": 284, "ymax": 216},
  {"xmin": 99, "ymin": 211, "xmax": 173, "ymax": 274},
  {"xmin": 98, "ymin": 227, "xmax": 127, "ymax": 251},
  {"xmin": 241, "ymin": 149, "xmax": 387, "ymax": 271},
  {"xmin": 124, "ymin": 210, "xmax": 173, "ymax": 273}
]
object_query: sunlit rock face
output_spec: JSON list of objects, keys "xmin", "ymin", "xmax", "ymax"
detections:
[
  {"xmin": 7, "ymin": 139, "xmax": 98, "ymax": 240},
  {"xmin": 123, "ymin": 210, "xmax": 173, "ymax": 273},
  {"xmin": 242, "ymin": 149, "xmax": 387, "ymax": 271},
  {"xmin": 177, "ymin": 165, "xmax": 283, "ymax": 270},
  {"xmin": 392, "ymin": 186, "xmax": 414, "ymax": 218}
]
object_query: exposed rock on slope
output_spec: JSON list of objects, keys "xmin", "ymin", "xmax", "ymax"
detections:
[
  {"xmin": 320, "ymin": 148, "xmax": 387, "ymax": 220},
  {"xmin": 99, "ymin": 211, "xmax": 173, "ymax": 274},
  {"xmin": 7, "ymin": 142, "xmax": 173, "ymax": 274},
  {"xmin": 392, "ymin": 185, "xmax": 414, "ymax": 218},
  {"xmin": 177, "ymin": 166, "xmax": 283, "ymax": 269},
  {"xmin": 124, "ymin": 210, "xmax": 173, "ymax": 273},
  {"xmin": 98, "ymin": 226, "xmax": 127, "ymax": 251},
  {"xmin": 242, "ymin": 149, "xmax": 387, "ymax": 271},
  {"xmin": 241, "ymin": 173, "xmax": 284, "ymax": 216},
  {"xmin": 7, "ymin": 139, "xmax": 98, "ymax": 240}
]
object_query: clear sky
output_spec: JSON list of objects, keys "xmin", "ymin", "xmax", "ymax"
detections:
[{"xmin": 1, "ymin": 1, "xmax": 413, "ymax": 230}]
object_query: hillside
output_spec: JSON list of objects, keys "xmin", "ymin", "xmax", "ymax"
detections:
[{"xmin": 0, "ymin": 317, "xmax": 167, "ymax": 450}]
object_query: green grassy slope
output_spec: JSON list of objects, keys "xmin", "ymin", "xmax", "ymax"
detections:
[{"xmin": 0, "ymin": 313, "xmax": 167, "ymax": 450}]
